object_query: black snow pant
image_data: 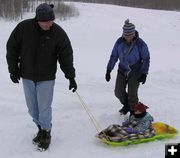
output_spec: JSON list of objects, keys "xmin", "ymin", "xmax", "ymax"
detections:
[{"xmin": 114, "ymin": 71, "xmax": 140, "ymax": 109}]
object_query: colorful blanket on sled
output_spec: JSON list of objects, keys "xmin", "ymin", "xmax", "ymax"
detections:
[{"xmin": 96, "ymin": 122, "xmax": 178, "ymax": 146}]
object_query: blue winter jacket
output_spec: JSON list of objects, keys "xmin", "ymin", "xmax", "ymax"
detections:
[{"xmin": 107, "ymin": 31, "xmax": 150, "ymax": 76}]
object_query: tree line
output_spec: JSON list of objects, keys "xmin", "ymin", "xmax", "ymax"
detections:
[
  {"xmin": 0, "ymin": 0, "xmax": 179, "ymax": 21},
  {"xmin": 0, "ymin": 0, "xmax": 79, "ymax": 21},
  {"xmin": 66, "ymin": 0, "xmax": 180, "ymax": 11}
]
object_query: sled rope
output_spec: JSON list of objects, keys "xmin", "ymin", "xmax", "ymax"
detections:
[{"xmin": 75, "ymin": 91, "xmax": 102, "ymax": 133}]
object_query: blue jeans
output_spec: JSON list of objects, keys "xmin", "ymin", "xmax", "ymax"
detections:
[{"xmin": 22, "ymin": 79, "xmax": 55, "ymax": 130}]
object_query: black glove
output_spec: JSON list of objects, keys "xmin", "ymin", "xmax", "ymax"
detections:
[
  {"xmin": 105, "ymin": 70, "xmax": 111, "ymax": 82},
  {"xmin": 69, "ymin": 78, "xmax": 77, "ymax": 93},
  {"xmin": 10, "ymin": 71, "xmax": 21, "ymax": 83},
  {"xmin": 137, "ymin": 73, "xmax": 147, "ymax": 84}
]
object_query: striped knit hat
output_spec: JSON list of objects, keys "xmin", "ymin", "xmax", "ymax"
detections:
[{"xmin": 123, "ymin": 19, "xmax": 135, "ymax": 37}]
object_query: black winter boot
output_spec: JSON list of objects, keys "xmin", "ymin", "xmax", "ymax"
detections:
[
  {"xmin": 119, "ymin": 105, "xmax": 131, "ymax": 115},
  {"xmin": 32, "ymin": 125, "xmax": 42, "ymax": 145},
  {"xmin": 38, "ymin": 129, "xmax": 51, "ymax": 151},
  {"xmin": 119, "ymin": 98, "xmax": 130, "ymax": 115}
]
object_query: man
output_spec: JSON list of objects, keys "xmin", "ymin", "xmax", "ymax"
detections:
[
  {"xmin": 105, "ymin": 19, "xmax": 150, "ymax": 115},
  {"xmin": 6, "ymin": 3, "xmax": 77, "ymax": 151}
]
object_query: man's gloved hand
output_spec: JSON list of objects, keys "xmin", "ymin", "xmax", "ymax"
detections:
[
  {"xmin": 69, "ymin": 78, "xmax": 77, "ymax": 93},
  {"xmin": 10, "ymin": 71, "xmax": 21, "ymax": 83},
  {"xmin": 125, "ymin": 127, "xmax": 139, "ymax": 134},
  {"xmin": 105, "ymin": 70, "xmax": 111, "ymax": 82},
  {"xmin": 137, "ymin": 73, "xmax": 147, "ymax": 84}
]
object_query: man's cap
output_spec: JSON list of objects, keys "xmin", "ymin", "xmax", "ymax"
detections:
[{"xmin": 35, "ymin": 3, "xmax": 55, "ymax": 22}]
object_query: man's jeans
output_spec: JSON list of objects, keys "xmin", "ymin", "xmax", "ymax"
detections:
[{"xmin": 22, "ymin": 79, "xmax": 55, "ymax": 130}]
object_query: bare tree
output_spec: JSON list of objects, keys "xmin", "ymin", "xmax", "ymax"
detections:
[
  {"xmin": 0, "ymin": 0, "xmax": 79, "ymax": 21},
  {"xmin": 0, "ymin": 0, "xmax": 29, "ymax": 20}
]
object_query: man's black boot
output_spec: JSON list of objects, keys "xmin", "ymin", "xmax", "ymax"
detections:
[
  {"xmin": 32, "ymin": 125, "xmax": 42, "ymax": 145},
  {"xmin": 38, "ymin": 129, "xmax": 51, "ymax": 151}
]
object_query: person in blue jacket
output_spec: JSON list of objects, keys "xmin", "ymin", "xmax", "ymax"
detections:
[{"xmin": 105, "ymin": 19, "xmax": 150, "ymax": 115}]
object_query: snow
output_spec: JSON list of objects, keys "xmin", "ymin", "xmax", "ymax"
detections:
[{"xmin": 0, "ymin": 2, "xmax": 180, "ymax": 158}]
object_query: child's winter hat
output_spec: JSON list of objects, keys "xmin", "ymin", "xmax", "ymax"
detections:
[
  {"xmin": 36, "ymin": 3, "xmax": 55, "ymax": 22},
  {"xmin": 123, "ymin": 19, "xmax": 135, "ymax": 37},
  {"xmin": 132, "ymin": 102, "xmax": 149, "ymax": 113}
]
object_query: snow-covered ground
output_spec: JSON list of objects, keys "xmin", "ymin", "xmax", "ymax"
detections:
[{"xmin": 0, "ymin": 2, "xmax": 180, "ymax": 158}]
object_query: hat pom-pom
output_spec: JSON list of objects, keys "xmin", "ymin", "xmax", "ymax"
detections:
[
  {"xmin": 125, "ymin": 19, "xmax": 130, "ymax": 24},
  {"xmin": 49, "ymin": 4, "xmax": 54, "ymax": 8}
]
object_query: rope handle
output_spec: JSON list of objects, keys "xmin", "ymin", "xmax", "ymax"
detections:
[
  {"xmin": 75, "ymin": 91, "xmax": 111, "ymax": 140},
  {"xmin": 75, "ymin": 91, "xmax": 102, "ymax": 133}
]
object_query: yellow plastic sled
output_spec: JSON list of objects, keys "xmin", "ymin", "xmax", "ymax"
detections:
[{"xmin": 98, "ymin": 122, "xmax": 178, "ymax": 146}]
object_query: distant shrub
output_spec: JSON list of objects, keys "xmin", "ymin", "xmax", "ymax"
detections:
[{"xmin": 55, "ymin": 1, "xmax": 79, "ymax": 21}]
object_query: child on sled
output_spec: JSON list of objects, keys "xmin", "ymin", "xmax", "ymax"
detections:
[{"xmin": 97, "ymin": 102, "xmax": 155, "ymax": 142}]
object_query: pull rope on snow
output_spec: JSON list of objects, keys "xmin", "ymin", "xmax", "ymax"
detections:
[{"xmin": 75, "ymin": 91, "xmax": 102, "ymax": 133}]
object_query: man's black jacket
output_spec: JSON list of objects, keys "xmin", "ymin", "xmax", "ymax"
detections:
[{"xmin": 6, "ymin": 18, "xmax": 75, "ymax": 81}]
